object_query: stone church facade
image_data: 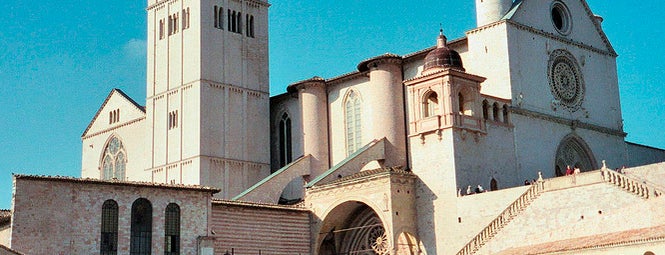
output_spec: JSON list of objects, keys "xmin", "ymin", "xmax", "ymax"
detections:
[{"xmin": 3, "ymin": 0, "xmax": 665, "ymax": 254}]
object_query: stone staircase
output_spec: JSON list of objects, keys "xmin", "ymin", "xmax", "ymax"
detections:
[
  {"xmin": 601, "ymin": 168, "xmax": 662, "ymax": 199},
  {"xmin": 456, "ymin": 180, "xmax": 544, "ymax": 255},
  {"xmin": 456, "ymin": 166, "xmax": 664, "ymax": 255}
]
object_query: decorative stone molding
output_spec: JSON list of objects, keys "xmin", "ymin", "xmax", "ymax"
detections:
[{"xmin": 511, "ymin": 107, "xmax": 625, "ymax": 137}]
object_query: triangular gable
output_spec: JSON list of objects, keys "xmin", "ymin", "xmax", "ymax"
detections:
[
  {"xmin": 503, "ymin": 0, "xmax": 616, "ymax": 56},
  {"xmin": 81, "ymin": 89, "xmax": 146, "ymax": 138}
]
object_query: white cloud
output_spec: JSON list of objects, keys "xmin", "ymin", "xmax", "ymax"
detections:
[{"xmin": 123, "ymin": 38, "xmax": 146, "ymax": 60}]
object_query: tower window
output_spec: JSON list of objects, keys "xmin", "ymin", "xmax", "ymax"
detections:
[
  {"xmin": 101, "ymin": 136, "xmax": 126, "ymax": 180},
  {"xmin": 345, "ymin": 91, "xmax": 362, "ymax": 155},
  {"xmin": 231, "ymin": 11, "xmax": 237, "ymax": 33},
  {"xmin": 214, "ymin": 6, "xmax": 223, "ymax": 29},
  {"xmin": 237, "ymin": 12, "xmax": 242, "ymax": 34},
  {"xmin": 423, "ymin": 91, "xmax": 438, "ymax": 118},
  {"xmin": 279, "ymin": 113, "xmax": 293, "ymax": 168},
  {"xmin": 182, "ymin": 8, "xmax": 190, "ymax": 30},
  {"xmin": 130, "ymin": 198, "xmax": 152, "ymax": 255},
  {"xmin": 100, "ymin": 200, "xmax": 119, "ymax": 255},
  {"xmin": 164, "ymin": 203, "xmax": 180, "ymax": 255},
  {"xmin": 168, "ymin": 111, "xmax": 178, "ymax": 130},
  {"xmin": 159, "ymin": 19, "xmax": 165, "ymax": 39},
  {"xmin": 227, "ymin": 9, "xmax": 231, "ymax": 31},
  {"xmin": 503, "ymin": 104, "xmax": 510, "ymax": 124},
  {"xmin": 249, "ymin": 15, "xmax": 255, "ymax": 37}
]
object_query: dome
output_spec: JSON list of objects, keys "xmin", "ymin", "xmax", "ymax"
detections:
[{"xmin": 423, "ymin": 32, "xmax": 465, "ymax": 72}]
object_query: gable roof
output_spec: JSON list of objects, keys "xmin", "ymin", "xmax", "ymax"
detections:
[
  {"xmin": 81, "ymin": 89, "xmax": 145, "ymax": 137},
  {"xmin": 0, "ymin": 245, "xmax": 24, "ymax": 255},
  {"xmin": 502, "ymin": 0, "xmax": 616, "ymax": 56}
]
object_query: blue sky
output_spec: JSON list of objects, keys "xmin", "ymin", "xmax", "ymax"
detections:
[{"xmin": 0, "ymin": 0, "xmax": 663, "ymax": 209}]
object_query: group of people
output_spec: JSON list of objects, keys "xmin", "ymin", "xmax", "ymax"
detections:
[
  {"xmin": 457, "ymin": 185, "xmax": 487, "ymax": 196},
  {"xmin": 564, "ymin": 165, "xmax": 581, "ymax": 176}
]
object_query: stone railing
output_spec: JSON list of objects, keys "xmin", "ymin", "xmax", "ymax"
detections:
[
  {"xmin": 456, "ymin": 180, "xmax": 544, "ymax": 255},
  {"xmin": 601, "ymin": 168, "xmax": 662, "ymax": 199}
]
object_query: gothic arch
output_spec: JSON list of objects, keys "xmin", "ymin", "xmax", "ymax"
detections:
[
  {"xmin": 554, "ymin": 134, "xmax": 597, "ymax": 176},
  {"xmin": 100, "ymin": 135, "xmax": 127, "ymax": 180},
  {"xmin": 317, "ymin": 201, "xmax": 390, "ymax": 255},
  {"xmin": 455, "ymin": 87, "xmax": 477, "ymax": 116}
]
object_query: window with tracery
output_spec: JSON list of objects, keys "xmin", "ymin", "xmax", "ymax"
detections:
[
  {"xmin": 345, "ymin": 91, "xmax": 362, "ymax": 155},
  {"xmin": 102, "ymin": 137, "xmax": 126, "ymax": 180},
  {"xmin": 100, "ymin": 200, "xmax": 119, "ymax": 255},
  {"xmin": 130, "ymin": 198, "xmax": 152, "ymax": 255},
  {"xmin": 164, "ymin": 203, "xmax": 180, "ymax": 255},
  {"xmin": 423, "ymin": 91, "xmax": 438, "ymax": 118},
  {"xmin": 279, "ymin": 113, "xmax": 293, "ymax": 168}
]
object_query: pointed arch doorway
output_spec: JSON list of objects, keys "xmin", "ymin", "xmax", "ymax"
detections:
[{"xmin": 554, "ymin": 134, "xmax": 597, "ymax": 176}]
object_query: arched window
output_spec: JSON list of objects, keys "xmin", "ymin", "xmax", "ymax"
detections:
[
  {"xmin": 493, "ymin": 103, "xmax": 500, "ymax": 122},
  {"xmin": 164, "ymin": 203, "xmax": 180, "ymax": 255},
  {"xmin": 279, "ymin": 113, "xmax": 293, "ymax": 168},
  {"xmin": 249, "ymin": 16, "xmax": 255, "ymax": 37},
  {"xmin": 458, "ymin": 93, "xmax": 465, "ymax": 114},
  {"xmin": 482, "ymin": 100, "xmax": 489, "ymax": 120},
  {"xmin": 237, "ymin": 12, "xmax": 242, "ymax": 34},
  {"xmin": 345, "ymin": 91, "xmax": 362, "ymax": 155},
  {"xmin": 227, "ymin": 9, "xmax": 231, "ymax": 31},
  {"xmin": 423, "ymin": 91, "xmax": 438, "ymax": 118},
  {"xmin": 101, "ymin": 136, "xmax": 127, "ymax": 180},
  {"xmin": 231, "ymin": 11, "xmax": 237, "ymax": 32},
  {"xmin": 101, "ymin": 200, "xmax": 119, "ymax": 255},
  {"xmin": 502, "ymin": 104, "xmax": 510, "ymax": 124},
  {"xmin": 214, "ymin": 6, "xmax": 219, "ymax": 28},
  {"xmin": 130, "ymin": 198, "xmax": 152, "ymax": 255}
]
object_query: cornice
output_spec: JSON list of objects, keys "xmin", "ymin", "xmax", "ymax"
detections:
[
  {"xmin": 82, "ymin": 117, "xmax": 146, "ymax": 140},
  {"xmin": 505, "ymin": 20, "xmax": 617, "ymax": 57},
  {"xmin": 511, "ymin": 107, "xmax": 625, "ymax": 137}
]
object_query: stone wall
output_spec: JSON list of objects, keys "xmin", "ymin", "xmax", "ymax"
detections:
[
  {"xmin": 626, "ymin": 143, "xmax": 665, "ymax": 168},
  {"xmin": 10, "ymin": 176, "xmax": 215, "ymax": 255},
  {"xmin": 210, "ymin": 201, "xmax": 310, "ymax": 255}
]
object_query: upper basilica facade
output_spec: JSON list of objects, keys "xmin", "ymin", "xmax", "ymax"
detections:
[
  {"xmin": 40, "ymin": 0, "xmax": 665, "ymax": 254},
  {"xmin": 81, "ymin": 0, "xmax": 664, "ymax": 199}
]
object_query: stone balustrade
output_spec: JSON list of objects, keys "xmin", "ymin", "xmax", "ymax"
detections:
[
  {"xmin": 601, "ymin": 168, "xmax": 661, "ymax": 199},
  {"xmin": 456, "ymin": 181, "xmax": 544, "ymax": 255}
]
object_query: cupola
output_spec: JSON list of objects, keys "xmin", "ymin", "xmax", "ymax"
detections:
[{"xmin": 423, "ymin": 30, "xmax": 465, "ymax": 73}]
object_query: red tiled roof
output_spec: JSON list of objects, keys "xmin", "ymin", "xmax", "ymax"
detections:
[
  {"xmin": 496, "ymin": 225, "xmax": 665, "ymax": 254},
  {"xmin": 14, "ymin": 175, "xmax": 220, "ymax": 194}
]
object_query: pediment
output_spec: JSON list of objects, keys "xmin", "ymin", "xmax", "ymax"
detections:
[
  {"xmin": 82, "ymin": 89, "xmax": 146, "ymax": 138},
  {"xmin": 505, "ymin": 0, "xmax": 615, "ymax": 55}
]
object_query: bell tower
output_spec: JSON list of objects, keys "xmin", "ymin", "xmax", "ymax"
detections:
[
  {"xmin": 475, "ymin": 0, "xmax": 513, "ymax": 27},
  {"xmin": 145, "ymin": 0, "xmax": 270, "ymax": 199}
]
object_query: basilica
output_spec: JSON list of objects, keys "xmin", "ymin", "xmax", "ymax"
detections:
[{"xmin": 2, "ymin": 0, "xmax": 665, "ymax": 254}]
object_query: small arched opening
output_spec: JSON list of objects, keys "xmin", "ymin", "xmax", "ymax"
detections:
[{"xmin": 423, "ymin": 91, "xmax": 439, "ymax": 118}]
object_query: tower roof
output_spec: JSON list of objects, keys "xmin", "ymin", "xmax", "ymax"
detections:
[{"xmin": 423, "ymin": 30, "xmax": 465, "ymax": 72}]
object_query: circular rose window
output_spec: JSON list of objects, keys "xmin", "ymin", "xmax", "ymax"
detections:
[
  {"xmin": 548, "ymin": 49, "xmax": 584, "ymax": 111},
  {"xmin": 551, "ymin": 1, "xmax": 572, "ymax": 35}
]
